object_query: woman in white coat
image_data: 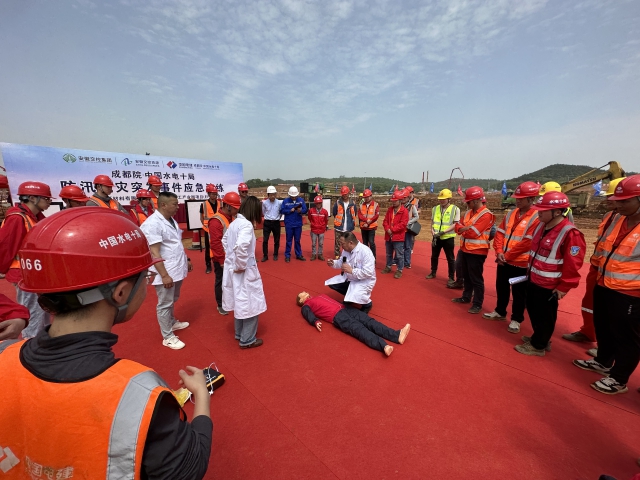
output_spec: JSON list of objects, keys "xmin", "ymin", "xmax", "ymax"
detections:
[{"xmin": 222, "ymin": 196, "xmax": 267, "ymax": 348}]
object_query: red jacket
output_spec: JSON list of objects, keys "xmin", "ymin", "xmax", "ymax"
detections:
[
  {"xmin": 0, "ymin": 205, "xmax": 41, "ymax": 284},
  {"xmin": 308, "ymin": 207, "xmax": 329, "ymax": 234},
  {"xmin": 382, "ymin": 206, "xmax": 408, "ymax": 242},
  {"xmin": 528, "ymin": 218, "xmax": 586, "ymax": 292},
  {"xmin": 209, "ymin": 212, "xmax": 233, "ymax": 264},
  {"xmin": 304, "ymin": 295, "xmax": 343, "ymax": 323},
  {"xmin": 0, "ymin": 294, "xmax": 29, "ymax": 326}
]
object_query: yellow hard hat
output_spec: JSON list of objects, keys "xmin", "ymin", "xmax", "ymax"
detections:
[
  {"xmin": 437, "ymin": 188, "xmax": 453, "ymax": 200},
  {"xmin": 605, "ymin": 177, "xmax": 625, "ymax": 196},
  {"xmin": 539, "ymin": 181, "xmax": 562, "ymax": 195}
]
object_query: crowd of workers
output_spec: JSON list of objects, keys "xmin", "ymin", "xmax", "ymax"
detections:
[{"xmin": 0, "ymin": 171, "xmax": 639, "ymax": 477}]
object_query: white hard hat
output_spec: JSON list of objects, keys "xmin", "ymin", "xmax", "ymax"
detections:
[
  {"xmin": 267, "ymin": 186, "xmax": 277, "ymax": 194},
  {"xmin": 288, "ymin": 186, "xmax": 299, "ymax": 196}
]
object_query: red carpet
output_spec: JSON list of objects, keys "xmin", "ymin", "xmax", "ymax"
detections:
[{"xmin": 2, "ymin": 231, "xmax": 639, "ymax": 479}]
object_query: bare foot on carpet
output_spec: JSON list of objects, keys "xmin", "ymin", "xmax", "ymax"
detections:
[
  {"xmin": 399, "ymin": 324, "xmax": 411, "ymax": 344},
  {"xmin": 384, "ymin": 345, "xmax": 394, "ymax": 356}
]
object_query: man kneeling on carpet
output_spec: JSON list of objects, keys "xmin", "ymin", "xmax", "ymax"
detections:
[
  {"xmin": 0, "ymin": 208, "xmax": 212, "ymax": 479},
  {"xmin": 296, "ymin": 291, "xmax": 410, "ymax": 356},
  {"xmin": 325, "ymin": 231, "xmax": 376, "ymax": 313}
]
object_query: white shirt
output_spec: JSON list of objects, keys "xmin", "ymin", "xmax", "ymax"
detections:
[
  {"xmin": 140, "ymin": 210, "xmax": 189, "ymax": 285},
  {"xmin": 262, "ymin": 198, "xmax": 283, "ymax": 220},
  {"xmin": 326, "ymin": 242, "xmax": 376, "ymax": 304}
]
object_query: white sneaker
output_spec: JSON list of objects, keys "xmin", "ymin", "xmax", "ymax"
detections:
[
  {"xmin": 483, "ymin": 311, "xmax": 506, "ymax": 320},
  {"xmin": 171, "ymin": 321, "xmax": 189, "ymax": 331},
  {"xmin": 507, "ymin": 320, "xmax": 520, "ymax": 333},
  {"xmin": 163, "ymin": 335, "xmax": 185, "ymax": 350}
]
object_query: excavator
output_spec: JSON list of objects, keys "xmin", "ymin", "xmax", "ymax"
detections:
[{"xmin": 502, "ymin": 161, "xmax": 626, "ymax": 211}]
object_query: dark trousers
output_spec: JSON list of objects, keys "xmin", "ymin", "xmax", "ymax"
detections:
[
  {"xmin": 460, "ymin": 251, "xmax": 486, "ymax": 308},
  {"xmin": 430, "ymin": 236, "xmax": 455, "ymax": 279},
  {"xmin": 214, "ymin": 262, "xmax": 223, "ymax": 307},
  {"xmin": 329, "ymin": 279, "xmax": 350, "ymax": 296},
  {"xmin": 285, "ymin": 225, "xmax": 302, "ymax": 258},
  {"xmin": 332, "ymin": 308, "xmax": 400, "ymax": 352},
  {"xmin": 404, "ymin": 234, "xmax": 415, "ymax": 267},
  {"xmin": 262, "ymin": 220, "xmax": 281, "ymax": 257},
  {"xmin": 593, "ymin": 285, "xmax": 640, "ymax": 385},
  {"xmin": 495, "ymin": 263, "xmax": 528, "ymax": 322},
  {"xmin": 204, "ymin": 230, "xmax": 211, "ymax": 267},
  {"xmin": 361, "ymin": 229, "xmax": 377, "ymax": 258},
  {"xmin": 527, "ymin": 282, "xmax": 558, "ymax": 350},
  {"xmin": 455, "ymin": 249, "xmax": 463, "ymax": 282}
]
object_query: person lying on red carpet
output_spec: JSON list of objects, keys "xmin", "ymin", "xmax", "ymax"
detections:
[{"xmin": 296, "ymin": 292, "xmax": 409, "ymax": 356}]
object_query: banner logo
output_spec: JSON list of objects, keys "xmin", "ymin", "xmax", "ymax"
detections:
[
  {"xmin": 167, "ymin": 161, "xmax": 177, "ymax": 169},
  {"xmin": 62, "ymin": 153, "xmax": 77, "ymax": 163},
  {"xmin": 121, "ymin": 158, "xmax": 132, "ymax": 166}
]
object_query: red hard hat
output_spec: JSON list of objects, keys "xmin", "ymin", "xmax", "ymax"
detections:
[
  {"xmin": 18, "ymin": 208, "xmax": 161, "ymax": 293},
  {"xmin": 314, "ymin": 196, "xmax": 323, "ymax": 203},
  {"xmin": 206, "ymin": 184, "xmax": 218, "ymax": 193},
  {"xmin": 222, "ymin": 192, "xmax": 242, "ymax": 209},
  {"xmin": 18, "ymin": 181, "xmax": 52, "ymax": 198},
  {"xmin": 238, "ymin": 183, "xmax": 249, "ymax": 192},
  {"xmin": 513, "ymin": 181, "xmax": 540, "ymax": 198},
  {"xmin": 609, "ymin": 174, "xmax": 640, "ymax": 201},
  {"xmin": 136, "ymin": 189, "xmax": 153, "ymax": 199},
  {"xmin": 147, "ymin": 175, "xmax": 163, "ymax": 186},
  {"xmin": 59, "ymin": 185, "xmax": 89, "ymax": 202},
  {"xmin": 405, "ymin": 186, "xmax": 414, "ymax": 193},
  {"xmin": 0, "ymin": 176, "xmax": 8, "ymax": 189},
  {"xmin": 363, "ymin": 189, "xmax": 372, "ymax": 197},
  {"xmin": 93, "ymin": 175, "xmax": 114, "ymax": 187},
  {"xmin": 340, "ymin": 186, "xmax": 350, "ymax": 195},
  {"xmin": 533, "ymin": 191, "xmax": 570, "ymax": 211},
  {"xmin": 391, "ymin": 191, "xmax": 404, "ymax": 201},
  {"xmin": 464, "ymin": 186, "xmax": 484, "ymax": 202}
]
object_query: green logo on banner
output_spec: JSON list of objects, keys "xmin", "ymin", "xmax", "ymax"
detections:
[{"xmin": 62, "ymin": 153, "xmax": 77, "ymax": 163}]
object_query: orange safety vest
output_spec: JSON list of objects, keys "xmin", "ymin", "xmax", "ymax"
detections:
[
  {"xmin": 497, "ymin": 208, "xmax": 539, "ymax": 265},
  {"xmin": 201, "ymin": 200, "xmax": 221, "ymax": 232},
  {"xmin": 0, "ymin": 340, "xmax": 175, "ymax": 479},
  {"xmin": 1, "ymin": 211, "xmax": 36, "ymax": 270},
  {"xmin": 90, "ymin": 195, "xmax": 122, "ymax": 211},
  {"xmin": 130, "ymin": 207, "xmax": 151, "ymax": 226},
  {"xmin": 589, "ymin": 211, "xmax": 616, "ymax": 267},
  {"xmin": 334, "ymin": 201, "xmax": 356, "ymax": 228},
  {"xmin": 359, "ymin": 202, "xmax": 378, "ymax": 229},
  {"xmin": 151, "ymin": 195, "xmax": 158, "ymax": 209},
  {"xmin": 592, "ymin": 214, "xmax": 640, "ymax": 291},
  {"xmin": 209, "ymin": 212, "xmax": 231, "ymax": 258},
  {"xmin": 460, "ymin": 208, "xmax": 494, "ymax": 253}
]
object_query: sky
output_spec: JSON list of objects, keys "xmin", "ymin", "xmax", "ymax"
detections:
[{"xmin": 1, "ymin": 0, "xmax": 639, "ymax": 183}]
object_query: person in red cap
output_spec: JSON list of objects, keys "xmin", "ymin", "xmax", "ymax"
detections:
[
  {"xmin": 333, "ymin": 186, "xmax": 357, "ymax": 259},
  {"xmin": 483, "ymin": 181, "xmax": 540, "ymax": 332},
  {"xmin": 358, "ymin": 189, "xmax": 380, "ymax": 260},
  {"xmin": 147, "ymin": 174, "xmax": 163, "ymax": 209},
  {"xmin": 209, "ymin": 192, "xmax": 240, "ymax": 315},
  {"xmin": 0, "ymin": 208, "xmax": 212, "ymax": 478},
  {"xmin": 514, "ymin": 191, "xmax": 585, "ymax": 356},
  {"xmin": 59, "ymin": 184, "xmax": 90, "ymax": 209},
  {"xmin": 0, "ymin": 181, "xmax": 52, "ymax": 338},
  {"xmin": 86, "ymin": 174, "xmax": 126, "ymax": 212},
  {"xmin": 129, "ymin": 189, "xmax": 154, "ymax": 226},
  {"xmin": 238, "ymin": 182, "xmax": 249, "ymax": 203},
  {"xmin": 451, "ymin": 186, "xmax": 495, "ymax": 314},
  {"xmin": 200, "ymin": 184, "xmax": 222, "ymax": 274},
  {"xmin": 573, "ymin": 175, "xmax": 640, "ymax": 394},
  {"xmin": 308, "ymin": 196, "xmax": 329, "ymax": 260},
  {"xmin": 381, "ymin": 190, "xmax": 408, "ymax": 278}
]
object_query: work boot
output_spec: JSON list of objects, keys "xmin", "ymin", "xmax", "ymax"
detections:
[
  {"xmin": 514, "ymin": 342, "xmax": 545, "ymax": 357},
  {"xmin": 318, "ymin": 255, "xmax": 325, "ymax": 261},
  {"xmin": 217, "ymin": 306, "xmax": 229, "ymax": 316},
  {"xmin": 451, "ymin": 297, "xmax": 471, "ymax": 304},
  {"xmin": 447, "ymin": 280, "xmax": 464, "ymax": 289},
  {"xmin": 562, "ymin": 331, "xmax": 593, "ymax": 343},
  {"xmin": 468, "ymin": 306, "xmax": 481, "ymax": 314},
  {"xmin": 205, "ymin": 265, "xmax": 212, "ymax": 274},
  {"xmin": 296, "ymin": 256, "xmax": 306, "ymax": 261},
  {"xmin": 273, "ymin": 255, "xmax": 278, "ymax": 261},
  {"xmin": 285, "ymin": 257, "xmax": 290, "ymax": 263},
  {"xmin": 446, "ymin": 278, "xmax": 455, "ymax": 287},
  {"xmin": 261, "ymin": 256, "xmax": 268, "ymax": 262},
  {"xmin": 381, "ymin": 266, "xmax": 392, "ymax": 274},
  {"xmin": 394, "ymin": 271, "xmax": 402, "ymax": 279},
  {"xmin": 310, "ymin": 255, "xmax": 317, "ymax": 261},
  {"xmin": 425, "ymin": 272, "xmax": 436, "ymax": 279},
  {"xmin": 521, "ymin": 336, "xmax": 552, "ymax": 352}
]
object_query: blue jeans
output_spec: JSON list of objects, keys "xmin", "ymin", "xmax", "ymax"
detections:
[
  {"xmin": 404, "ymin": 233, "xmax": 415, "ymax": 267},
  {"xmin": 385, "ymin": 241, "xmax": 404, "ymax": 271},
  {"xmin": 285, "ymin": 225, "xmax": 302, "ymax": 258}
]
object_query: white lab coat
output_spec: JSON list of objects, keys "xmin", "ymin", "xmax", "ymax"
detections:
[
  {"xmin": 326, "ymin": 242, "xmax": 376, "ymax": 304},
  {"xmin": 221, "ymin": 214, "xmax": 267, "ymax": 319},
  {"xmin": 140, "ymin": 210, "xmax": 188, "ymax": 286}
]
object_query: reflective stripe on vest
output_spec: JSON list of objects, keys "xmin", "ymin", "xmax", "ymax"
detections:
[
  {"xmin": 527, "ymin": 221, "xmax": 576, "ymax": 286},
  {"xmin": 460, "ymin": 208, "xmax": 493, "ymax": 252},
  {"xmin": 589, "ymin": 211, "xmax": 617, "ymax": 267},
  {"xmin": 91, "ymin": 195, "xmax": 121, "ymax": 211},
  {"xmin": 1, "ymin": 211, "xmax": 36, "ymax": 269},
  {"xmin": 209, "ymin": 213, "xmax": 231, "ymax": 259},
  {"xmin": 202, "ymin": 200, "xmax": 221, "ymax": 232},
  {"xmin": 0, "ymin": 342, "xmax": 172, "ymax": 479},
  {"xmin": 334, "ymin": 202, "xmax": 355, "ymax": 228},
  {"xmin": 529, "ymin": 223, "xmax": 574, "ymax": 266},
  {"xmin": 593, "ymin": 215, "xmax": 640, "ymax": 291},
  {"xmin": 501, "ymin": 209, "xmax": 539, "ymax": 263},
  {"xmin": 359, "ymin": 202, "xmax": 378, "ymax": 229},
  {"xmin": 432, "ymin": 204, "xmax": 457, "ymax": 240}
]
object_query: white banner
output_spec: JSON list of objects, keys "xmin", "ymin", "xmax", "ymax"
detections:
[{"xmin": 0, "ymin": 143, "xmax": 244, "ymax": 204}]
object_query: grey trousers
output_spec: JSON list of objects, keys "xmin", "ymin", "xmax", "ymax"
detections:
[
  {"xmin": 235, "ymin": 315, "xmax": 259, "ymax": 346},
  {"xmin": 311, "ymin": 232, "xmax": 324, "ymax": 256},
  {"xmin": 154, "ymin": 280, "xmax": 183, "ymax": 339},
  {"xmin": 15, "ymin": 285, "xmax": 51, "ymax": 339}
]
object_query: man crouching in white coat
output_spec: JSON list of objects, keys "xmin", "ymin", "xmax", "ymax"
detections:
[
  {"xmin": 326, "ymin": 231, "xmax": 376, "ymax": 313},
  {"xmin": 222, "ymin": 196, "xmax": 267, "ymax": 349}
]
